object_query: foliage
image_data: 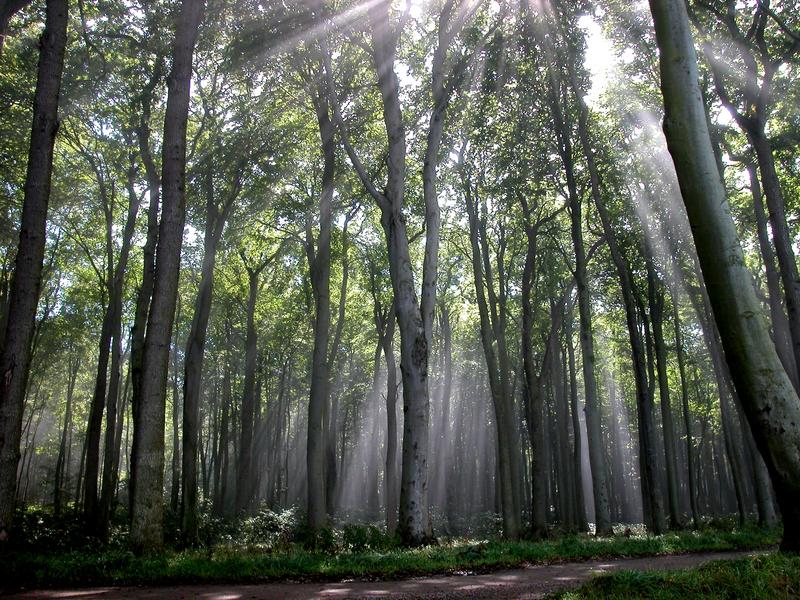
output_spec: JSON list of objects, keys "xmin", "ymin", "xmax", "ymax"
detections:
[
  {"xmin": 552, "ymin": 553, "xmax": 800, "ymax": 599},
  {"xmin": 0, "ymin": 525, "xmax": 780, "ymax": 590}
]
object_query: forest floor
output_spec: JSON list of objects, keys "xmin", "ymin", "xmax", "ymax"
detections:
[{"xmin": 4, "ymin": 550, "xmax": 770, "ymax": 599}]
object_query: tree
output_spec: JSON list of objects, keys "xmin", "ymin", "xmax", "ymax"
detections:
[
  {"xmin": 0, "ymin": 0, "xmax": 67, "ymax": 543},
  {"xmin": 130, "ymin": 0, "xmax": 204, "ymax": 553},
  {"xmin": 648, "ymin": 0, "xmax": 800, "ymax": 552}
]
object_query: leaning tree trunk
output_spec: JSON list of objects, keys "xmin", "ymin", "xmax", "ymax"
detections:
[
  {"xmin": 0, "ymin": 0, "xmax": 67, "ymax": 543},
  {"xmin": 130, "ymin": 0, "xmax": 204, "ymax": 554},
  {"xmin": 649, "ymin": 0, "xmax": 800, "ymax": 552}
]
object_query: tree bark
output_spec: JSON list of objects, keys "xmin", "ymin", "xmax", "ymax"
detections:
[
  {"xmin": 645, "ymin": 246, "xmax": 681, "ymax": 529},
  {"xmin": 54, "ymin": 355, "xmax": 79, "ymax": 516},
  {"xmin": 0, "ymin": 0, "xmax": 67, "ymax": 542},
  {"xmin": 465, "ymin": 185, "xmax": 522, "ymax": 540},
  {"xmin": 305, "ymin": 69, "xmax": 335, "ymax": 532},
  {"xmin": 130, "ymin": 0, "xmax": 204, "ymax": 554},
  {"xmin": 181, "ymin": 161, "xmax": 234, "ymax": 543},
  {"xmin": 746, "ymin": 161, "xmax": 797, "ymax": 389},
  {"xmin": 129, "ymin": 87, "xmax": 162, "ymax": 518},
  {"xmin": 98, "ymin": 162, "xmax": 142, "ymax": 537},
  {"xmin": 649, "ymin": 0, "xmax": 800, "ymax": 551},
  {"xmin": 674, "ymin": 299, "xmax": 700, "ymax": 529},
  {"xmin": 565, "ymin": 314, "xmax": 588, "ymax": 532}
]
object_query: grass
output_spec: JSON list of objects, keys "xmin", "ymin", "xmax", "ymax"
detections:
[
  {"xmin": 0, "ymin": 525, "xmax": 779, "ymax": 590},
  {"xmin": 551, "ymin": 552, "xmax": 800, "ymax": 599}
]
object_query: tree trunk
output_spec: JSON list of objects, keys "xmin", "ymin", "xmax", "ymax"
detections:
[
  {"xmin": 170, "ymin": 306, "xmax": 181, "ymax": 515},
  {"xmin": 748, "ymin": 126, "xmax": 800, "ymax": 384},
  {"xmin": 566, "ymin": 314, "xmax": 588, "ymax": 532},
  {"xmin": 180, "ymin": 226, "xmax": 220, "ymax": 543},
  {"xmin": 746, "ymin": 162, "xmax": 797, "ymax": 389},
  {"xmin": 465, "ymin": 183, "xmax": 522, "ymax": 541},
  {"xmin": 371, "ymin": 2, "xmax": 432, "ymax": 545},
  {"xmin": 98, "ymin": 164, "xmax": 142, "ymax": 537},
  {"xmin": 236, "ymin": 271, "xmax": 260, "ymax": 514},
  {"xmin": 129, "ymin": 88, "xmax": 162, "ymax": 519},
  {"xmin": 674, "ymin": 299, "xmax": 700, "ymax": 529},
  {"xmin": 649, "ymin": 0, "xmax": 800, "ymax": 551},
  {"xmin": 130, "ymin": 0, "xmax": 204, "ymax": 554},
  {"xmin": 305, "ymin": 76, "xmax": 335, "ymax": 532},
  {"xmin": 0, "ymin": 0, "xmax": 67, "ymax": 542},
  {"xmin": 646, "ymin": 251, "xmax": 681, "ymax": 529},
  {"xmin": 54, "ymin": 355, "xmax": 79, "ymax": 515}
]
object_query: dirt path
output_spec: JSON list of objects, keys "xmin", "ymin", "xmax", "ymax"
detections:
[{"xmin": 6, "ymin": 550, "xmax": 765, "ymax": 600}]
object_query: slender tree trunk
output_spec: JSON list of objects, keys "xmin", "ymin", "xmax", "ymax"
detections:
[
  {"xmin": 465, "ymin": 184, "xmax": 521, "ymax": 540},
  {"xmin": 54, "ymin": 356, "xmax": 79, "ymax": 515},
  {"xmin": 170, "ymin": 305, "xmax": 181, "ymax": 515},
  {"xmin": 649, "ymin": 0, "xmax": 800, "ymax": 551},
  {"xmin": 84, "ymin": 304, "xmax": 113, "ymax": 526},
  {"xmin": 236, "ymin": 272, "xmax": 260, "ymax": 514},
  {"xmin": 98, "ymin": 166, "xmax": 142, "ymax": 537},
  {"xmin": 566, "ymin": 315, "xmax": 588, "ymax": 532},
  {"xmin": 0, "ymin": 0, "xmax": 67, "ymax": 542},
  {"xmin": 130, "ymin": 90, "xmax": 162, "ymax": 519},
  {"xmin": 748, "ymin": 127, "xmax": 800, "ymax": 383},
  {"xmin": 305, "ymin": 79, "xmax": 335, "ymax": 532},
  {"xmin": 674, "ymin": 300, "xmax": 700, "ymax": 529},
  {"xmin": 646, "ymin": 254, "xmax": 681, "ymax": 529},
  {"xmin": 370, "ymin": 2, "xmax": 432, "ymax": 545},
  {"xmin": 180, "ymin": 222, "xmax": 224, "ymax": 544},
  {"xmin": 130, "ymin": 0, "xmax": 204, "ymax": 553},
  {"xmin": 746, "ymin": 162, "xmax": 797, "ymax": 389}
]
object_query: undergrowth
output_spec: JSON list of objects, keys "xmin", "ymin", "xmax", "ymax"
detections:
[
  {"xmin": 552, "ymin": 553, "xmax": 800, "ymax": 599},
  {"xmin": 0, "ymin": 512, "xmax": 780, "ymax": 591}
]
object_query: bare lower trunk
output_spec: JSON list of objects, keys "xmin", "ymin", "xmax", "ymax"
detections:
[
  {"xmin": 649, "ymin": 0, "xmax": 800, "ymax": 551},
  {"xmin": 236, "ymin": 274, "xmax": 259, "ymax": 514},
  {"xmin": 129, "ymin": 98, "xmax": 162, "ymax": 518},
  {"xmin": 646, "ymin": 256, "xmax": 681, "ymax": 529},
  {"xmin": 54, "ymin": 356, "xmax": 79, "ymax": 515},
  {"xmin": 566, "ymin": 317, "xmax": 588, "ymax": 532},
  {"xmin": 382, "ymin": 307, "xmax": 398, "ymax": 535},
  {"xmin": 130, "ymin": 0, "xmax": 204, "ymax": 554},
  {"xmin": 0, "ymin": 0, "xmax": 67, "ymax": 542},
  {"xmin": 674, "ymin": 301, "xmax": 700, "ymax": 529}
]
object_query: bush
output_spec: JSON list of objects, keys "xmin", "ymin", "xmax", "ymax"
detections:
[{"xmin": 238, "ymin": 506, "xmax": 299, "ymax": 550}]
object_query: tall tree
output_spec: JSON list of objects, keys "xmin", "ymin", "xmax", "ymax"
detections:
[
  {"xmin": 648, "ymin": 0, "xmax": 800, "ymax": 552},
  {"xmin": 130, "ymin": 0, "xmax": 204, "ymax": 553},
  {"xmin": 0, "ymin": 0, "xmax": 67, "ymax": 543}
]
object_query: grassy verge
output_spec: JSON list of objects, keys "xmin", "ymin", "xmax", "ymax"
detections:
[
  {"xmin": 0, "ymin": 526, "xmax": 779, "ymax": 590},
  {"xmin": 551, "ymin": 552, "xmax": 800, "ymax": 599}
]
